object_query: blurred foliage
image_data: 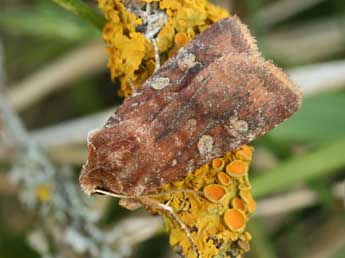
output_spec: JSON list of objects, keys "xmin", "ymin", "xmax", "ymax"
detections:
[
  {"xmin": 269, "ymin": 91, "xmax": 345, "ymax": 143},
  {"xmin": 51, "ymin": 0, "xmax": 105, "ymax": 29},
  {"xmin": 0, "ymin": 0, "xmax": 345, "ymax": 258},
  {"xmin": 252, "ymin": 136, "xmax": 345, "ymax": 198},
  {"xmin": 0, "ymin": 1, "xmax": 100, "ymax": 41}
]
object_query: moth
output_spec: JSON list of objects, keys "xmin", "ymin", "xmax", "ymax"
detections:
[{"xmin": 80, "ymin": 17, "xmax": 302, "ymax": 209}]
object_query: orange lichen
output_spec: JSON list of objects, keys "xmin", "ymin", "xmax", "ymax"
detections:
[
  {"xmin": 217, "ymin": 172, "xmax": 231, "ymax": 185},
  {"xmin": 174, "ymin": 32, "xmax": 189, "ymax": 46},
  {"xmin": 237, "ymin": 145, "xmax": 253, "ymax": 160},
  {"xmin": 152, "ymin": 146, "xmax": 255, "ymax": 258},
  {"xmin": 226, "ymin": 160, "xmax": 249, "ymax": 177},
  {"xmin": 99, "ymin": 0, "xmax": 229, "ymax": 96},
  {"xmin": 231, "ymin": 197, "xmax": 246, "ymax": 212},
  {"xmin": 212, "ymin": 157, "xmax": 225, "ymax": 171},
  {"xmin": 240, "ymin": 188, "xmax": 257, "ymax": 213},
  {"xmin": 224, "ymin": 209, "xmax": 246, "ymax": 232},
  {"xmin": 203, "ymin": 184, "xmax": 226, "ymax": 202}
]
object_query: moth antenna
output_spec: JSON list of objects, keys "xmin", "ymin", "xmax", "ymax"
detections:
[
  {"xmin": 95, "ymin": 188, "xmax": 204, "ymax": 199},
  {"xmin": 94, "ymin": 189, "xmax": 131, "ymax": 199},
  {"xmin": 139, "ymin": 196, "xmax": 199, "ymax": 257},
  {"xmin": 152, "ymin": 39, "xmax": 160, "ymax": 72},
  {"xmin": 95, "ymin": 190, "xmax": 199, "ymax": 256},
  {"xmin": 145, "ymin": 189, "xmax": 204, "ymax": 199}
]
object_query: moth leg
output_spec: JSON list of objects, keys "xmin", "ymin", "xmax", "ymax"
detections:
[
  {"xmin": 128, "ymin": 78, "xmax": 140, "ymax": 97},
  {"xmin": 139, "ymin": 196, "xmax": 199, "ymax": 257},
  {"xmin": 152, "ymin": 39, "xmax": 160, "ymax": 72}
]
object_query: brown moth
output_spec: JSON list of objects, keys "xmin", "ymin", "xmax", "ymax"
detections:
[{"xmin": 79, "ymin": 17, "xmax": 302, "ymax": 208}]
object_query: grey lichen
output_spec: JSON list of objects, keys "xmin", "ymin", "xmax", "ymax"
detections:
[
  {"xmin": 150, "ymin": 77, "xmax": 171, "ymax": 90},
  {"xmin": 197, "ymin": 134, "xmax": 214, "ymax": 156}
]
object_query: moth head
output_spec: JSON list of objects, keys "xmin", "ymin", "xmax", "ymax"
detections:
[{"xmin": 79, "ymin": 127, "xmax": 138, "ymax": 196}]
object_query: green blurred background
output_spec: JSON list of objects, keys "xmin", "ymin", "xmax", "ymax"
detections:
[{"xmin": 0, "ymin": 0, "xmax": 344, "ymax": 258}]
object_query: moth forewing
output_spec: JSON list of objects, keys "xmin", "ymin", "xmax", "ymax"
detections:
[{"xmin": 79, "ymin": 17, "xmax": 302, "ymax": 201}]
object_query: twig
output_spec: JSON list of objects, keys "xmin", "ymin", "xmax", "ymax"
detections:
[
  {"xmin": 7, "ymin": 41, "xmax": 107, "ymax": 111},
  {"xmin": 152, "ymin": 39, "xmax": 160, "ymax": 72},
  {"xmin": 106, "ymin": 216, "xmax": 163, "ymax": 246},
  {"xmin": 125, "ymin": 1, "xmax": 167, "ymax": 40}
]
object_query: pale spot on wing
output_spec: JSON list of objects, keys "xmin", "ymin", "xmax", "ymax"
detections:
[
  {"xmin": 177, "ymin": 53, "xmax": 198, "ymax": 71},
  {"xmin": 225, "ymin": 117, "xmax": 249, "ymax": 138},
  {"xmin": 197, "ymin": 135, "xmax": 214, "ymax": 156},
  {"xmin": 150, "ymin": 77, "xmax": 170, "ymax": 90}
]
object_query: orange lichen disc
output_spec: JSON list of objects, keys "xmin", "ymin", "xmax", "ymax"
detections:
[
  {"xmin": 226, "ymin": 160, "xmax": 248, "ymax": 177},
  {"xmin": 240, "ymin": 189, "xmax": 256, "ymax": 213},
  {"xmin": 217, "ymin": 172, "xmax": 231, "ymax": 185},
  {"xmin": 203, "ymin": 184, "xmax": 226, "ymax": 202},
  {"xmin": 224, "ymin": 209, "xmax": 246, "ymax": 232},
  {"xmin": 175, "ymin": 32, "xmax": 189, "ymax": 46},
  {"xmin": 231, "ymin": 197, "xmax": 246, "ymax": 211},
  {"xmin": 212, "ymin": 158, "xmax": 225, "ymax": 171},
  {"xmin": 237, "ymin": 145, "xmax": 253, "ymax": 160}
]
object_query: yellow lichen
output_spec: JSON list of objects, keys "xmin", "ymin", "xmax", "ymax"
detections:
[
  {"xmin": 217, "ymin": 172, "xmax": 231, "ymax": 186},
  {"xmin": 35, "ymin": 184, "xmax": 52, "ymax": 202},
  {"xmin": 152, "ymin": 145, "xmax": 255, "ymax": 258},
  {"xmin": 99, "ymin": 0, "xmax": 229, "ymax": 97}
]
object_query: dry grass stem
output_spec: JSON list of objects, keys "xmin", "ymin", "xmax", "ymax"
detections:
[
  {"xmin": 255, "ymin": 181, "xmax": 344, "ymax": 216},
  {"xmin": 264, "ymin": 17, "xmax": 345, "ymax": 64},
  {"xmin": 7, "ymin": 41, "xmax": 107, "ymax": 111}
]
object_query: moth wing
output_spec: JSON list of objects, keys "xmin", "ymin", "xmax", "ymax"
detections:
[
  {"xmin": 80, "ymin": 18, "xmax": 302, "ymax": 195},
  {"xmin": 156, "ymin": 53, "xmax": 302, "ymax": 183},
  {"xmin": 112, "ymin": 17, "xmax": 260, "ymax": 123}
]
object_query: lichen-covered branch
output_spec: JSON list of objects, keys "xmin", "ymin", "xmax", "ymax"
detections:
[{"xmin": 0, "ymin": 41, "xmax": 160, "ymax": 258}]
